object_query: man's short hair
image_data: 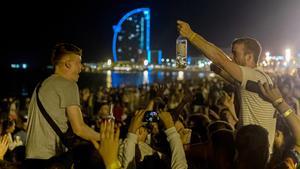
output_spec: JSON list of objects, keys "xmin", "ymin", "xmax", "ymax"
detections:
[
  {"xmin": 232, "ymin": 37, "xmax": 262, "ymax": 64},
  {"xmin": 51, "ymin": 43, "xmax": 82, "ymax": 66}
]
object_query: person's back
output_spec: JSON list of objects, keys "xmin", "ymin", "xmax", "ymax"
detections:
[
  {"xmin": 238, "ymin": 65, "xmax": 276, "ymax": 153},
  {"xmin": 25, "ymin": 43, "xmax": 101, "ymax": 169},
  {"xmin": 26, "ymin": 74, "xmax": 80, "ymax": 159}
]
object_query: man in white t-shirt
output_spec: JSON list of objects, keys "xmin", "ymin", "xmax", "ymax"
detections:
[{"xmin": 177, "ymin": 20, "xmax": 276, "ymax": 154}]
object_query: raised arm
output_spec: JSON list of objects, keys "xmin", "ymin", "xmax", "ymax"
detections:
[
  {"xmin": 159, "ymin": 111, "xmax": 188, "ymax": 169},
  {"xmin": 177, "ymin": 20, "xmax": 242, "ymax": 82},
  {"xmin": 210, "ymin": 63, "xmax": 235, "ymax": 84},
  {"xmin": 258, "ymin": 82, "xmax": 300, "ymax": 145}
]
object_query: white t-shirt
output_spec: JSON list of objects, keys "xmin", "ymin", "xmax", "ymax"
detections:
[{"xmin": 238, "ymin": 66, "xmax": 276, "ymax": 153}]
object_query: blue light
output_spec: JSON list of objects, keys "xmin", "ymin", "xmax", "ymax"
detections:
[
  {"xmin": 112, "ymin": 8, "xmax": 151, "ymax": 62},
  {"xmin": 22, "ymin": 63, "xmax": 28, "ymax": 69},
  {"xmin": 140, "ymin": 17, "xmax": 144, "ymax": 49},
  {"xmin": 187, "ymin": 56, "xmax": 191, "ymax": 65},
  {"xmin": 11, "ymin": 64, "xmax": 20, "ymax": 69},
  {"xmin": 147, "ymin": 50, "xmax": 151, "ymax": 63},
  {"xmin": 146, "ymin": 10, "xmax": 150, "ymax": 52},
  {"xmin": 158, "ymin": 50, "xmax": 162, "ymax": 64}
]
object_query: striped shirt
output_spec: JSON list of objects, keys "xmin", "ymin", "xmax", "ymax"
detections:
[{"xmin": 238, "ymin": 66, "xmax": 276, "ymax": 153}]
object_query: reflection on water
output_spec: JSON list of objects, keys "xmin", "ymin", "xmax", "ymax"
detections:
[
  {"xmin": 143, "ymin": 70, "xmax": 149, "ymax": 85},
  {"xmin": 94, "ymin": 70, "xmax": 204, "ymax": 88},
  {"xmin": 106, "ymin": 70, "xmax": 112, "ymax": 88},
  {"xmin": 177, "ymin": 71, "xmax": 184, "ymax": 81},
  {"xmin": 5, "ymin": 70, "xmax": 210, "ymax": 97}
]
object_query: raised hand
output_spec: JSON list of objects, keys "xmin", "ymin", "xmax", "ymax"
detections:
[
  {"xmin": 128, "ymin": 110, "xmax": 146, "ymax": 134},
  {"xmin": 0, "ymin": 135, "xmax": 9, "ymax": 160},
  {"xmin": 93, "ymin": 120, "xmax": 120, "ymax": 168},
  {"xmin": 158, "ymin": 111, "xmax": 175, "ymax": 129},
  {"xmin": 177, "ymin": 20, "xmax": 195, "ymax": 39}
]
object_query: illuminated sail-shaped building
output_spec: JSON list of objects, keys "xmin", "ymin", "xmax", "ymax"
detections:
[{"xmin": 112, "ymin": 8, "xmax": 151, "ymax": 63}]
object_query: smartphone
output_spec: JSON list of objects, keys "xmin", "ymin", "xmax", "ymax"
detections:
[
  {"xmin": 143, "ymin": 111, "xmax": 159, "ymax": 122},
  {"xmin": 245, "ymin": 80, "xmax": 262, "ymax": 95}
]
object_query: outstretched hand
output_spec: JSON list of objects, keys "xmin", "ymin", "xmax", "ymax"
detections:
[{"xmin": 177, "ymin": 20, "xmax": 194, "ymax": 39}]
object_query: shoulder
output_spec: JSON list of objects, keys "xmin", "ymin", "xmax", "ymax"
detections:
[{"xmin": 44, "ymin": 75, "xmax": 78, "ymax": 89}]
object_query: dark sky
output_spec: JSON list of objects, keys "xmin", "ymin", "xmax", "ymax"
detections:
[{"xmin": 1, "ymin": 0, "xmax": 300, "ymax": 68}]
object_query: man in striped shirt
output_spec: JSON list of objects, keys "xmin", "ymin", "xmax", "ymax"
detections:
[{"xmin": 177, "ymin": 20, "xmax": 276, "ymax": 154}]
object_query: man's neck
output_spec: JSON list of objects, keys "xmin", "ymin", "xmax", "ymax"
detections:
[{"xmin": 54, "ymin": 69, "xmax": 72, "ymax": 81}]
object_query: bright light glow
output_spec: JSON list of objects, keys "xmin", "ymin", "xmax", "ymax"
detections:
[
  {"xmin": 285, "ymin": 48, "xmax": 291, "ymax": 62},
  {"xmin": 209, "ymin": 73, "xmax": 215, "ymax": 77},
  {"xmin": 177, "ymin": 71, "xmax": 184, "ymax": 81},
  {"xmin": 161, "ymin": 58, "xmax": 165, "ymax": 62},
  {"xmin": 143, "ymin": 70, "xmax": 149, "ymax": 84},
  {"xmin": 198, "ymin": 61, "xmax": 204, "ymax": 68},
  {"xmin": 106, "ymin": 70, "xmax": 112, "ymax": 88},
  {"xmin": 144, "ymin": 59, "xmax": 149, "ymax": 66},
  {"xmin": 198, "ymin": 72, "xmax": 205, "ymax": 78},
  {"xmin": 107, "ymin": 59, "xmax": 112, "ymax": 66},
  {"xmin": 265, "ymin": 52, "xmax": 271, "ymax": 62},
  {"xmin": 166, "ymin": 58, "xmax": 170, "ymax": 62},
  {"xmin": 11, "ymin": 64, "xmax": 20, "ymax": 69},
  {"xmin": 22, "ymin": 64, "xmax": 27, "ymax": 69}
]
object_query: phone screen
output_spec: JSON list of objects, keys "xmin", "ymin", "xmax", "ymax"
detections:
[{"xmin": 143, "ymin": 111, "xmax": 159, "ymax": 122}]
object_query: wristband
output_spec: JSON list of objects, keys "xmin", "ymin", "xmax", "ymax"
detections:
[
  {"xmin": 190, "ymin": 32, "xmax": 196, "ymax": 41},
  {"xmin": 272, "ymin": 97, "xmax": 284, "ymax": 107},
  {"xmin": 283, "ymin": 109, "xmax": 293, "ymax": 118}
]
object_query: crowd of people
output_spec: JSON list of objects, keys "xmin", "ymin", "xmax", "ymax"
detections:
[{"xmin": 0, "ymin": 21, "xmax": 299, "ymax": 169}]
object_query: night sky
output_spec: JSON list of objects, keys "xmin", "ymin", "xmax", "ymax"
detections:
[{"xmin": 2, "ymin": 0, "xmax": 300, "ymax": 69}]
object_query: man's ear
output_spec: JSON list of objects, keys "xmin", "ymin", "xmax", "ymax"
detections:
[
  {"xmin": 246, "ymin": 53, "xmax": 254, "ymax": 63},
  {"xmin": 65, "ymin": 62, "xmax": 71, "ymax": 69}
]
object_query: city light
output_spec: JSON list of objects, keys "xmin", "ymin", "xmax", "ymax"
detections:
[
  {"xmin": 106, "ymin": 70, "xmax": 112, "ymax": 88},
  {"xmin": 107, "ymin": 59, "xmax": 112, "ymax": 66},
  {"xmin": 177, "ymin": 71, "xmax": 184, "ymax": 81},
  {"xmin": 265, "ymin": 51, "xmax": 271, "ymax": 62},
  {"xmin": 143, "ymin": 70, "xmax": 149, "ymax": 84},
  {"xmin": 22, "ymin": 64, "xmax": 27, "ymax": 69},
  {"xmin": 285, "ymin": 48, "xmax": 291, "ymax": 62},
  {"xmin": 144, "ymin": 59, "xmax": 149, "ymax": 66}
]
